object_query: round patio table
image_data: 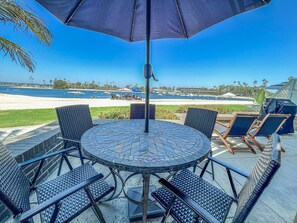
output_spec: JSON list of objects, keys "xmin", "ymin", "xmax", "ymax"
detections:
[{"xmin": 81, "ymin": 119, "xmax": 210, "ymax": 222}]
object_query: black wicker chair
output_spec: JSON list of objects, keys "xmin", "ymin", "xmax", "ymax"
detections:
[
  {"xmin": 184, "ymin": 108, "xmax": 218, "ymax": 178},
  {"xmin": 130, "ymin": 103, "xmax": 156, "ymax": 119},
  {"xmin": 56, "ymin": 105, "xmax": 95, "ymax": 173},
  {"xmin": 0, "ymin": 141, "xmax": 114, "ymax": 223},
  {"xmin": 152, "ymin": 134, "xmax": 281, "ymax": 223}
]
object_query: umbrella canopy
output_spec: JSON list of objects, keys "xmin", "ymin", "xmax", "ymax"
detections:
[
  {"xmin": 35, "ymin": 0, "xmax": 271, "ymax": 132},
  {"xmin": 35, "ymin": 0, "xmax": 271, "ymax": 42}
]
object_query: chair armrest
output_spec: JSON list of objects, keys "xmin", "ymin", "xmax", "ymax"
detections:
[
  {"xmin": 19, "ymin": 147, "xmax": 77, "ymax": 167},
  {"xmin": 215, "ymin": 121, "xmax": 229, "ymax": 128},
  {"xmin": 14, "ymin": 173, "xmax": 104, "ymax": 222},
  {"xmin": 159, "ymin": 178, "xmax": 220, "ymax": 223},
  {"xmin": 208, "ymin": 156, "xmax": 249, "ymax": 178},
  {"xmin": 58, "ymin": 137, "xmax": 80, "ymax": 144}
]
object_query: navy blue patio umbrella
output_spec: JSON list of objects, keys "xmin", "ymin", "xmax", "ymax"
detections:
[{"xmin": 35, "ymin": 0, "xmax": 271, "ymax": 132}]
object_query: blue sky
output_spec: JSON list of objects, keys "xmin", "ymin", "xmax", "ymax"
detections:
[{"xmin": 0, "ymin": 0, "xmax": 296, "ymax": 88}]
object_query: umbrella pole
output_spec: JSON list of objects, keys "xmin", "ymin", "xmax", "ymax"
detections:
[{"xmin": 144, "ymin": 0, "xmax": 151, "ymax": 133}]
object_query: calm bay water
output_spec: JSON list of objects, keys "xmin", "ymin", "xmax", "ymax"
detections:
[{"xmin": 0, "ymin": 86, "xmax": 253, "ymax": 101}]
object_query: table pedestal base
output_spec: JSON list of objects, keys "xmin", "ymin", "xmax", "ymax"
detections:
[{"xmin": 127, "ymin": 186, "xmax": 164, "ymax": 222}]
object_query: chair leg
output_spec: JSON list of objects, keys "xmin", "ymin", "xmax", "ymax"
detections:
[
  {"xmin": 193, "ymin": 164, "xmax": 197, "ymax": 173},
  {"xmin": 242, "ymin": 136, "xmax": 256, "ymax": 154},
  {"xmin": 57, "ymin": 156, "xmax": 64, "ymax": 176},
  {"xmin": 85, "ymin": 187, "xmax": 106, "ymax": 223},
  {"xmin": 209, "ymin": 150, "xmax": 215, "ymax": 180},
  {"xmin": 247, "ymin": 135, "xmax": 264, "ymax": 151},
  {"xmin": 215, "ymin": 132, "xmax": 234, "ymax": 154},
  {"xmin": 63, "ymin": 155, "xmax": 73, "ymax": 171},
  {"xmin": 78, "ymin": 145, "xmax": 84, "ymax": 165}
]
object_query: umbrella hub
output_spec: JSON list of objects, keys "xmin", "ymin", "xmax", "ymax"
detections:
[
  {"xmin": 144, "ymin": 64, "xmax": 152, "ymax": 80},
  {"xmin": 144, "ymin": 64, "xmax": 158, "ymax": 81}
]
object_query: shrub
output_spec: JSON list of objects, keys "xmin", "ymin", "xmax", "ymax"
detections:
[
  {"xmin": 156, "ymin": 108, "xmax": 179, "ymax": 120},
  {"xmin": 98, "ymin": 108, "xmax": 130, "ymax": 119},
  {"xmin": 97, "ymin": 107, "xmax": 178, "ymax": 120},
  {"xmin": 176, "ymin": 104, "xmax": 251, "ymax": 114}
]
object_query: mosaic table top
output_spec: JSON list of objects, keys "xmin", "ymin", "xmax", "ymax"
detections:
[{"xmin": 81, "ymin": 120, "xmax": 210, "ymax": 173}]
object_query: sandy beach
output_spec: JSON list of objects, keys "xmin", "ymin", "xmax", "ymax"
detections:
[{"xmin": 0, "ymin": 93, "xmax": 254, "ymax": 110}]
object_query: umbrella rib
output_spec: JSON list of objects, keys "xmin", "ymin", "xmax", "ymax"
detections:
[
  {"xmin": 174, "ymin": 0, "xmax": 188, "ymax": 38},
  {"xmin": 65, "ymin": 0, "xmax": 84, "ymax": 24},
  {"xmin": 129, "ymin": 0, "xmax": 138, "ymax": 42}
]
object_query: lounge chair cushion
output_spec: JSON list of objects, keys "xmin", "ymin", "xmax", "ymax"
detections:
[
  {"xmin": 36, "ymin": 164, "xmax": 113, "ymax": 223},
  {"xmin": 152, "ymin": 169, "xmax": 233, "ymax": 223}
]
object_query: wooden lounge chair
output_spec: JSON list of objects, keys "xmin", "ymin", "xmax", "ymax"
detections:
[
  {"xmin": 246, "ymin": 113, "xmax": 290, "ymax": 151},
  {"xmin": 214, "ymin": 113, "xmax": 259, "ymax": 154}
]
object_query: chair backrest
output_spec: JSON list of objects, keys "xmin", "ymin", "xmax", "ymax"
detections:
[
  {"xmin": 232, "ymin": 134, "xmax": 281, "ymax": 223},
  {"xmin": 227, "ymin": 114, "xmax": 259, "ymax": 137},
  {"xmin": 0, "ymin": 141, "xmax": 31, "ymax": 216},
  {"xmin": 252, "ymin": 114, "xmax": 290, "ymax": 137},
  {"xmin": 130, "ymin": 103, "xmax": 156, "ymax": 119},
  {"xmin": 56, "ymin": 105, "xmax": 94, "ymax": 143},
  {"xmin": 184, "ymin": 108, "xmax": 218, "ymax": 139}
]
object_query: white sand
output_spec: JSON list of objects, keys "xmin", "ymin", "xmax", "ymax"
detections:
[{"xmin": 0, "ymin": 93, "xmax": 254, "ymax": 110}]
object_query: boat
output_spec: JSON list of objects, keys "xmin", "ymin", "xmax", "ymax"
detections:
[{"xmin": 67, "ymin": 91, "xmax": 85, "ymax": 95}]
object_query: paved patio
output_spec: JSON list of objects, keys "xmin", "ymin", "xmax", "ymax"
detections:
[
  {"xmin": 2, "ymin": 122, "xmax": 297, "ymax": 223},
  {"xmin": 26, "ymin": 133, "xmax": 297, "ymax": 223}
]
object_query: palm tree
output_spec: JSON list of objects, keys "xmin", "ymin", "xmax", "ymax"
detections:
[{"xmin": 0, "ymin": 0, "xmax": 52, "ymax": 72}]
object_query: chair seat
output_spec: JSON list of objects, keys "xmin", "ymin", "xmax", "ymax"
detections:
[
  {"xmin": 152, "ymin": 170, "xmax": 233, "ymax": 223},
  {"xmin": 214, "ymin": 124, "xmax": 228, "ymax": 135},
  {"xmin": 36, "ymin": 164, "xmax": 114, "ymax": 223}
]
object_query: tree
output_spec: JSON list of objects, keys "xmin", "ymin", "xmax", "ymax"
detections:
[
  {"xmin": 53, "ymin": 79, "xmax": 69, "ymax": 89},
  {"xmin": 0, "ymin": 0, "xmax": 52, "ymax": 72},
  {"xmin": 253, "ymin": 80, "xmax": 258, "ymax": 87}
]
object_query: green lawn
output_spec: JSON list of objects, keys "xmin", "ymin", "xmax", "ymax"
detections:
[{"xmin": 0, "ymin": 104, "xmax": 255, "ymax": 128}]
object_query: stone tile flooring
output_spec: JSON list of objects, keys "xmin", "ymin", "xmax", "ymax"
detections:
[
  {"xmin": 3, "ymin": 122, "xmax": 297, "ymax": 223},
  {"xmin": 26, "ymin": 133, "xmax": 296, "ymax": 223}
]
